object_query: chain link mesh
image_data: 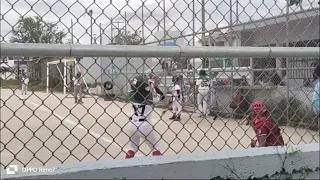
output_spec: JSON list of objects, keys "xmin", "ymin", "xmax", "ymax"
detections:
[{"xmin": 1, "ymin": 0, "xmax": 319, "ymax": 171}]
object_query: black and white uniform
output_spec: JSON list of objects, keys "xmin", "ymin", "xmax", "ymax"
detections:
[
  {"xmin": 127, "ymin": 79, "xmax": 164, "ymax": 153},
  {"xmin": 172, "ymin": 83, "xmax": 182, "ymax": 115}
]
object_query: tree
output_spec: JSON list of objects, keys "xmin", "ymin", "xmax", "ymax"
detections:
[
  {"xmin": 110, "ymin": 30, "xmax": 143, "ymax": 45},
  {"xmin": 10, "ymin": 16, "xmax": 66, "ymax": 44},
  {"xmin": 288, "ymin": 0, "xmax": 302, "ymax": 7},
  {"xmin": 9, "ymin": 16, "xmax": 67, "ymax": 80}
]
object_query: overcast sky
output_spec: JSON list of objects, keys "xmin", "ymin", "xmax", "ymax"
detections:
[{"xmin": 0, "ymin": 0, "xmax": 318, "ymax": 45}]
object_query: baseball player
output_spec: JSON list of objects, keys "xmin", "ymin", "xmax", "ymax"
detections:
[
  {"xmin": 196, "ymin": 69, "xmax": 212, "ymax": 117},
  {"xmin": 169, "ymin": 75, "xmax": 182, "ymax": 121},
  {"xmin": 248, "ymin": 101, "xmax": 284, "ymax": 147},
  {"xmin": 125, "ymin": 75, "xmax": 165, "ymax": 159},
  {"xmin": 21, "ymin": 73, "xmax": 29, "ymax": 95}
]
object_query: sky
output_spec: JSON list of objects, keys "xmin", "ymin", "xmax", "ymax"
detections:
[{"xmin": 0, "ymin": 0, "xmax": 318, "ymax": 46}]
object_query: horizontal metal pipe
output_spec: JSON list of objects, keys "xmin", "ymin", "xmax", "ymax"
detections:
[{"xmin": 1, "ymin": 43, "xmax": 319, "ymax": 58}]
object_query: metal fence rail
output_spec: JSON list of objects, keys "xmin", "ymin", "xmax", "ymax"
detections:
[
  {"xmin": 0, "ymin": 0, "xmax": 319, "ymax": 173},
  {"xmin": 1, "ymin": 43, "xmax": 320, "ymax": 58}
]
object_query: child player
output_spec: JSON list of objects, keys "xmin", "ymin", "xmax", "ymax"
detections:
[
  {"xmin": 248, "ymin": 101, "xmax": 285, "ymax": 148},
  {"xmin": 169, "ymin": 75, "xmax": 182, "ymax": 121},
  {"xmin": 196, "ymin": 69, "xmax": 211, "ymax": 117},
  {"xmin": 125, "ymin": 75, "xmax": 165, "ymax": 159}
]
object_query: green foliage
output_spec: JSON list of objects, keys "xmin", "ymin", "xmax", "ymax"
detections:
[
  {"xmin": 10, "ymin": 16, "xmax": 67, "ymax": 44},
  {"xmin": 111, "ymin": 29, "xmax": 143, "ymax": 45},
  {"xmin": 289, "ymin": 0, "xmax": 302, "ymax": 6}
]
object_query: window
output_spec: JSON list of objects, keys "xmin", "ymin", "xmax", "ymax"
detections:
[
  {"xmin": 239, "ymin": 58, "xmax": 250, "ymax": 67},
  {"xmin": 216, "ymin": 41, "xmax": 224, "ymax": 46},
  {"xmin": 282, "ymin": 39, "xmax": 320, "ymax": 79},
  {"xmin": 211, "ymin": 58, "xmax": 232, "ymax": 69}
]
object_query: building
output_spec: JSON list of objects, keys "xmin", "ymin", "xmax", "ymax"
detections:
[
  {"xmin": 0, "ymin": 57, "xmax": 30, "ymax": 80},
  {"xmin": 149, "ymin": 30, "xmax": 186, "ymax": 76},
  {"xmin": 79, "ymin": 30, "xmax": 186, "ymax": 94},
  {"xmin": 206, "ymin": 7, "xmax": 320, "ymax": 87}
]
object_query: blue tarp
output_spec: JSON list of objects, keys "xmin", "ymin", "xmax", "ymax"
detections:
[{"xmin": 161, "ymin": 41, "xmax": 177, "ymax": 46}]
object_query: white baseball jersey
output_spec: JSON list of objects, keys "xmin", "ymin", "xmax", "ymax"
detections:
[
  {"xmin": 131, "ymin": 102, "xmax": 153, "ymax": 122},
  {"xmin": 172, "ymin": 84, "xmax": 181, "ymax": 101},
  {"xmin": 196, "ymin": 76, "xmax": 211, "ymax": 91}
]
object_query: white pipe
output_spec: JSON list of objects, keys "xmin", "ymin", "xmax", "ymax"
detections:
[
  {"xmin": 75, "ymin": 64, "xmax": 93, "ymax": 97},
  {"xmin": 1, "ymin": 43, "xmax": 319, "ymax": 58},
  {"xmin": 46, "ymin": 63, "xmax": 49, "ymax": 93},
  {"xmin": 56, "ymin": 64, "xmax": 65, "ymax": 94},
  {"xmin": 63, "ymin": 59, "xmax": 67, "ymax": 95}
]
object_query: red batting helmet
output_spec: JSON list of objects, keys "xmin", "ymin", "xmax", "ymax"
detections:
[{"xmin": 251, "ymin": 101, "xmax": 266, "ymax": 113}]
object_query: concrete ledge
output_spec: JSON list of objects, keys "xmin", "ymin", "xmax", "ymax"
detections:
[{"xmin": 2, "ymin": 144, "xmax": 319, "ymax": 179}]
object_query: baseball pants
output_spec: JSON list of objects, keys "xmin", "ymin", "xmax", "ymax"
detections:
[
  {"xmin": 127, "ymin": 120, "xmax": 161, "ymax": 152},
  {"xmin": 197, "ymin": 90, "xmax": 210, "ymax": 115},
  {"xmin": 172, "ymin": 98, "xmax": 182, "ymax": 115},
  {"xmin": 74, "ymin": 86, "xmax": 83, "ymax": 103},
  {"xmin": 21, "ymin": 84, "xmax": 28, "ymax": 95}
]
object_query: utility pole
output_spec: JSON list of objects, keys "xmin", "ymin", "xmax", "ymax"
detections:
[
  {"xmin": 201, "ymin": 0, "xmax": 206, "ymax": 68},
  {"xmin": 142, "ymin": 1, "xmax": 145, "ymax": 74},
  {"xmin": 111, "ymin": 20, "xmax": 124, "ymax": 44},
  {"xmin": 111, "ymin": 18, "xmax": 113, "ymax": 44},
  {"xmin": 99, "ymin": 23, "xmax": 102, "ymax": 45},
  {"xmin": 71, "ymin": 19, "xmax": 74, "ymax": 44},
  {"xmin": 87, "ymin": 9, "xmax": 93, "ymax": 44},
  {"xmin": 163, "ymin": 0, "xmax": 167, "ymax": 95}
]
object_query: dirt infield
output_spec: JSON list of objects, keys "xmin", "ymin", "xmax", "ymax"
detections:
[{"xmin": 1, "ymin": 89, "xmax": 319, "ymax": 170}]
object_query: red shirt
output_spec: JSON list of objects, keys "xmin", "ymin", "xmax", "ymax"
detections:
[{"xmin": 251, "ymin": 113, "xmax": 284, "ymax": 147}]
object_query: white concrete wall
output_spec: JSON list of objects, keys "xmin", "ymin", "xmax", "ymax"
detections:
[{"xmin": 2, "ymin": 143, "xmax": 319, "ymax": 179}]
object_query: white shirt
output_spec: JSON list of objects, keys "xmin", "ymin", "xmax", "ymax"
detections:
[
  {"xmin": 172, "ymin": 84, "xmax": 181, "ymax": 100},
  {"xmin": 21, "ymin": 77, "xmax": 29, "ymax": 85},
  {"xmin": 196, "ymin": 78, "xmax": 211, "ymax": 90}
]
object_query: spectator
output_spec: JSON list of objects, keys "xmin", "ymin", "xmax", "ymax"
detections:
[
  {"xmin": 312, "ymin": 64, "xmax": 320, "ymax": 120},
  {"xmin": 21, "ymin": 73, "xmax": 29, "ymax": 95},
  {"xmin": 73, "ymin": 72, "xmax": 84, "ymax": 104}
]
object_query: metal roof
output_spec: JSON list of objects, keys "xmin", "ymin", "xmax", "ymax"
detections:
[
  {"xmin": 209, "ymin": 7, "xmax": 319, "ymax": 35},
  {"xmin": 232, "ymin": 7, "xmax": 319, "ymax": 32}
]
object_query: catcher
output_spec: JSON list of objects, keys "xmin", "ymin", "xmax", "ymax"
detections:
[
  {"xmin": 245, "ymin": 101, "xmax": 284, "ymax": 148},
  {"xmin": 125, "ymin": 75, "xmax": 165, "ymax": 159}
]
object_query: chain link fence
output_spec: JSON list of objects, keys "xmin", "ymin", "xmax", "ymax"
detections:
[{"xmin": 1, "ymin": 0, "xmax": 319, "ymax": 171}]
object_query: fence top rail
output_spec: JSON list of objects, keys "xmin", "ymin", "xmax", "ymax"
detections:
[{"xmin": 1, "ymin": 43, "xmax": 319, "ymax": 58}]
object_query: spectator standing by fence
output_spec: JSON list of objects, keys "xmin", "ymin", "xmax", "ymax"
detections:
[
  {"xmin": 313, "ymin": 64, "xmax": 320, "ymax": 121},
  {"xmin": 21, "ymin": 73, "xmax": 29, "ymax": 95},
  {"xmin": 73, "ymin": 72, "xmax": 84, "ymax": 104}
]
